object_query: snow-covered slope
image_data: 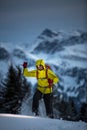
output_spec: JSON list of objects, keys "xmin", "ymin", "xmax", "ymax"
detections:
[{"xmin": 0, "ymin": 114, "xmax": 87, "ymax": 130}]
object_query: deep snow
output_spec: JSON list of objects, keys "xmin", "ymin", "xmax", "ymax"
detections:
[{"xmin": 0, "ymin": 114, "xmax": 87, "ymax": 130}]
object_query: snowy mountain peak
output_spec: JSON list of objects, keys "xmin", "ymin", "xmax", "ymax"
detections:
[
  {"xmin": 37, "ymin": 29, "xmax": 87, "ymax": 43},
  {"xmin": 41, "ymin": 28, "xmax": 58, "ymax": 37},
  {"xmin": 38, "ymin": 28, "xmax": 58, "ymax": 40}
]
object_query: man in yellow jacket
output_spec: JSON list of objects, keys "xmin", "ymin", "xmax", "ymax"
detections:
[{"xmin": 23, "ymin": 59, "xmax": 59, "ymax": 118}]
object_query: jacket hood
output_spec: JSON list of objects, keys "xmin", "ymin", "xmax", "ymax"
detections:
[{"xmin": 36, "ymin": 59, "xmax": 45, "ymax": 68}]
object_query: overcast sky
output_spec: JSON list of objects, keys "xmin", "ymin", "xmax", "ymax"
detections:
[{"xmin": 0, "ymin": 0, "xmax": 87, "ymax": 43}]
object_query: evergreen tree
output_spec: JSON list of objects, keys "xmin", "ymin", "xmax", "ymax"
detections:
[
  {"xmin": 65, "ymin": 99, "xmax": 77, "ymax": 121},
  {"xmin": 1, "ymin": 64, "xmax": 31, "ymax": 114},
  {"xmin": 0, "ymin": 83, "xmax": 4, "ymax": 113},
  {"xmin": 53, "ymin": 94, "xmax": 77, "ymax": 121},
  {"xmin": 80, "ymin": 103, "xmax": 87, "ymax": 122}
]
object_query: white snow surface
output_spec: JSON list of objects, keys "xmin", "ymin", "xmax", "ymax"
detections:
[{"xmin": 0, "ymin": 114, "xmax": 87, "ymax": 130}]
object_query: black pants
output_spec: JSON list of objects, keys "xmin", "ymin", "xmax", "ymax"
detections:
[{"xmin": 32, "ymin": 89, "xmax": 53, "ymax": 118}]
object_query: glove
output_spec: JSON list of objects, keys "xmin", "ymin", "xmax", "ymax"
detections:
[
  {"xmin": 48, "ymin": 79, "xmax": 53, "ymax": 84},
  {"xmin": 48, "ymin": 79, "xmax": 53, "ymax": 88},
  {"xmin": 23, "ymin": 62, "xmax": 28, "ymax": 68}
]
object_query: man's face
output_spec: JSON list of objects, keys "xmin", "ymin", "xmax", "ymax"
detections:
[{"xmin": 37, "ymin": 65, "xmax": 44, "ymax": 70}]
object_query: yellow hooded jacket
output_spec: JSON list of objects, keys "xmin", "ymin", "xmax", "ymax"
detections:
[{"xmin": 23, "ymin": 59, "xmax": 59, "ymax": 94}]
